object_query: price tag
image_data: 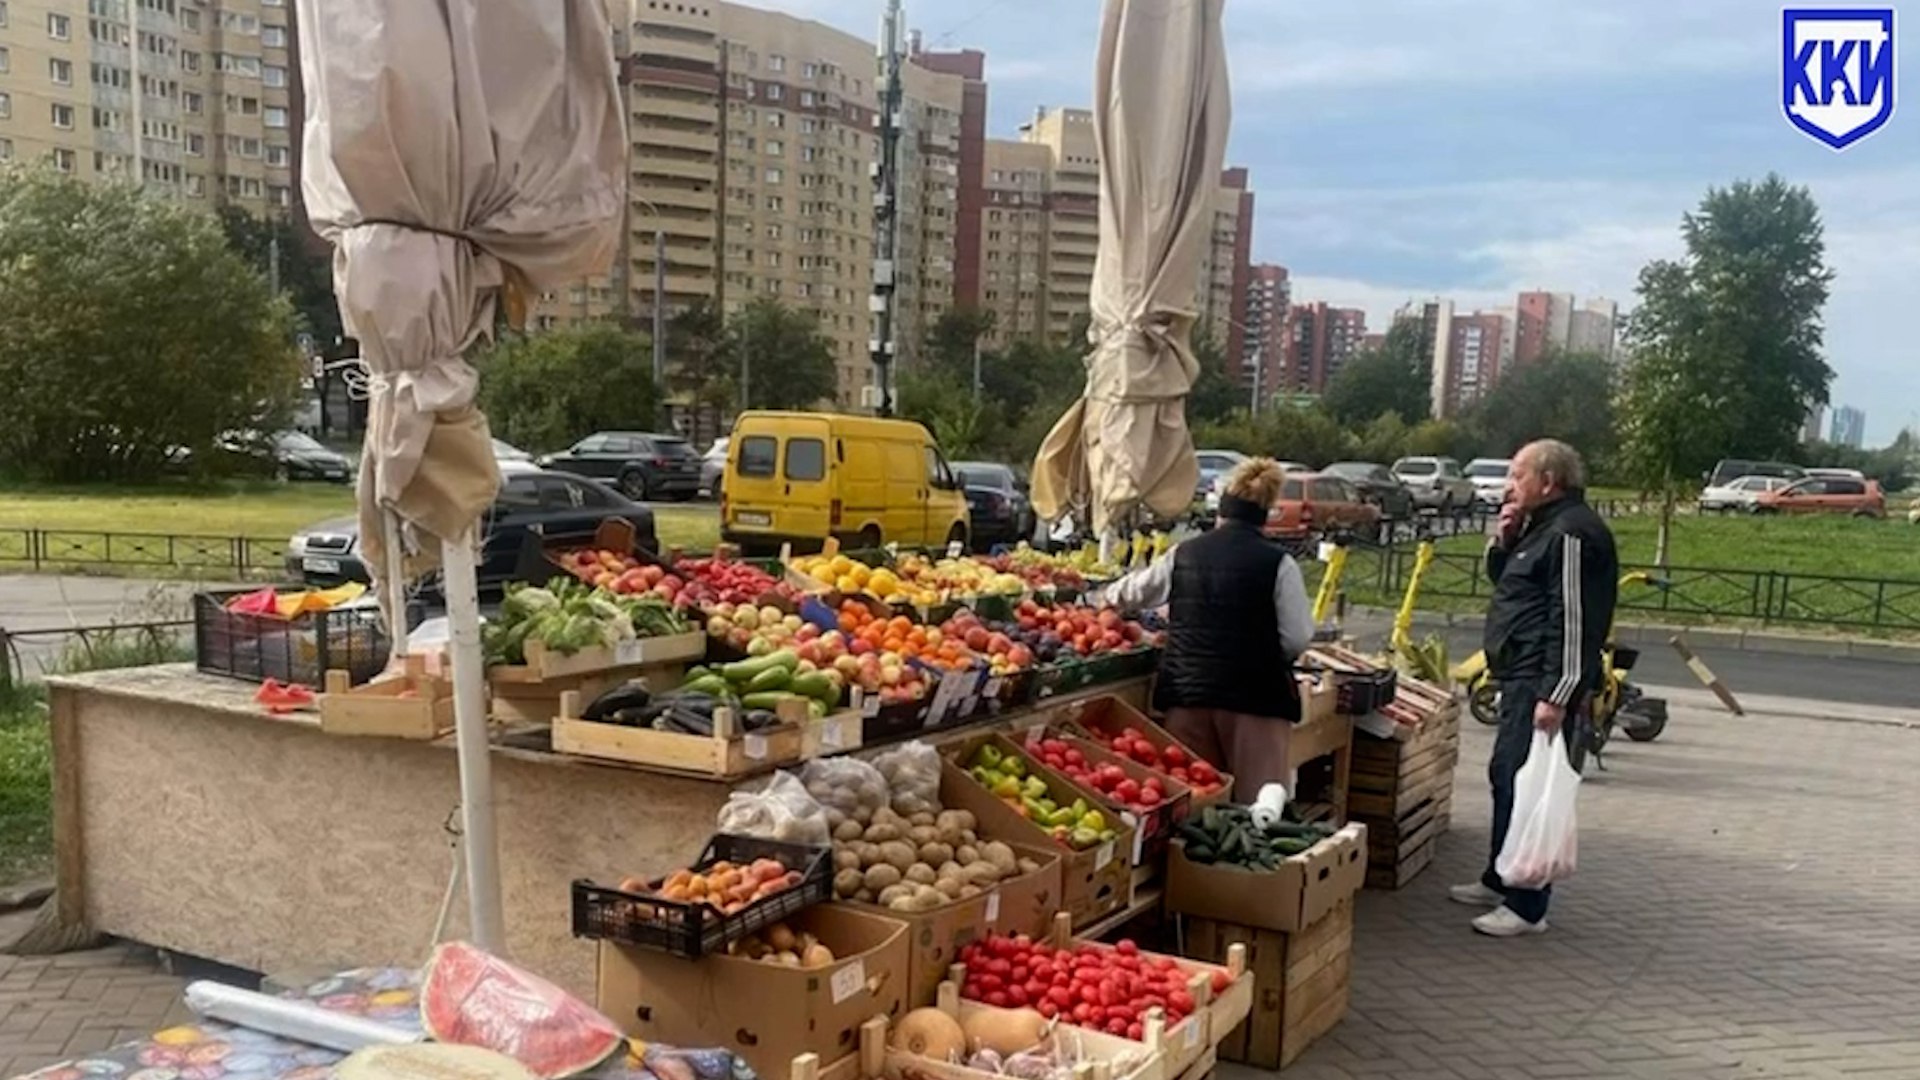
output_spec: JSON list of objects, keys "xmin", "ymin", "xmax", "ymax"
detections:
[
  {"xmin": 614, "ymin": 639, "xmax": 643, "ymax": 666},
  {"xmin": 984, "ymin": 677, "xmax": 1005, "ymax": 701},
  {"xmin": 829, "ymin": 959, "xmax": 868, "ymax": 1004},
  {"xmin": 862, "ymin": 694, "xmax": 881, "ymax": 719},
  {"xmin": 1131, "ymin": 826, "xmax": 1146, "ymax": 867},
  {"xmin": 1184, "ymin": 1019, "xmax": 1200, "ymax": 1049},
  {"xmin": 1095, "ymin": 841, "xmax": 1116, "ymax": 871},
  {"xmin": 744, "ymin": 734, "xmax": 768, "ymax": 760},
  {"xmin": 822, "ymin": 719, "xmax": 845, "ymax": 750},
  {"xmin": 985, "ymin": 890, "xmax": 1002, "ymax": 924},
  {"xmin": 947, "ymin": 540, "xmax": 965, "ymax": 559}
]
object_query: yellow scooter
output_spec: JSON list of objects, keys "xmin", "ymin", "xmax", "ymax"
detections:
[{"xmin": 1451, "ymin": 571, "xmax": 1670, "ymax": 772}]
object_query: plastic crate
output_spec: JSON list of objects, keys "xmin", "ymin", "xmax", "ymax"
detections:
[
  {"xmin": 193, "ymin": 590, "xmax": 388, "ymax": 690},
  {"xmin": 1333, "ymin": 667, "xmax": 1398, "ymax": 715},
  {"xmin": 570, "ymin": 834, "xmax": 832, "ymax": 958}
]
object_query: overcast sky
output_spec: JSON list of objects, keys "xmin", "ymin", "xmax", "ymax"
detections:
[{"xmin": 775, "ymin": 0, "xmax": 1916, "ymax": 444}]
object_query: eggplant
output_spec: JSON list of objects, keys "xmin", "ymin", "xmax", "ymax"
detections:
[{"xmin": 584, "ymin": 680, "xmax": 652, "ymax": 722}]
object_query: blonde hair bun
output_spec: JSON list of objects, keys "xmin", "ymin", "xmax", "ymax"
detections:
[{"xmin": 1222, "ymin": 457, "xmax": 1286, "ymax": 508}]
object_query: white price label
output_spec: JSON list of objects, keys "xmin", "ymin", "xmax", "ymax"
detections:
[
  {"xmin": 984, "ymin": 677, "xmax": 1005, "ymax": 700},
  {"xmin": 1095, "ymin": 841, "xmax": 1116, "ymax": 870},
  {"xmin": 1184, "ymin": 1019, "xmax": 1200, "ymax": 1049},
  {"xmin": 822, "ymin": 720, "xmax": 845, "ymax": 749},
  {"xmin": 830, "ymin": 959, "xmax": 868, "ymax": 1004},
  {"xmin": 744, "ymin": 734, "xmax": 768, "ymax": 760},
  {"xmin": 614, "ymin": 640, "xmax": 643, "ymax": 666},
  {"xmin": 947, "ymin": 540, "xmax": 965, "ymax": 559},
  {"xmin": 862, "ymin": 694, "xmax": 881, "ymax": 719},
  {"xmin": 985, "ymin": 890, "xmax": 1001, "ymax": 924},
  {"xmin": 1131, "ymin": 827, "xmax": 1146, "ymax": 867}
]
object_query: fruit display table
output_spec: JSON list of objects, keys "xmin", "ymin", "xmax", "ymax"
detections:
[{"xmin": 40, "ymin": 665, "xmax": 1151, "ymax": 1001}]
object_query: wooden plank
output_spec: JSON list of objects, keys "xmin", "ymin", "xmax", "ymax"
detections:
[
  {"xmin": 1279, "ymin": 985, "xmax": 1350, "ymax": 1069},
  {"xmin": 1282, "ymin": 950, "xmax": 1351, "ymax": 1027},
  {"xmin": 1366, "ymin": 837, "xmax": 1438, "ymax": 889}
]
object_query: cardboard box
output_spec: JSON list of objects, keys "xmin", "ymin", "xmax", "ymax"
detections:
[
  {"xmin": 938, "ymin": 734, "xmax": 1135, "ymax": 929},
  {"xmin": 1165, "ymin": 824, "xmax": 1367, "ymax": 933},
  {"xmin": 839, "ymin": 839, "xmax": 1061, "ymax": 1008},
  {"xmin": 597, "ymin": 904, "xmax": 910, "ymax": 1079}
]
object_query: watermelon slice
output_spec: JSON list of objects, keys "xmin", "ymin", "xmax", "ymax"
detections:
[{"xmin": 419, "ymin": 942, "xmax": 624, "ymax": 1079}]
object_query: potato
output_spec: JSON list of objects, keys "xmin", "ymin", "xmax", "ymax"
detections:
[
  {"xmin": 980, "ymin": 841, "xmax": 1017, "ymax": 872},
  {"xmin": 918, "ymin": 841, "xmax": 955, "ymax": 867},
  {"xmin": 958, "ymin": 884, "xmax": 982, "ymax": 899},
  {"xmin": 850, "ymin": 841, "xmax": 880, "ymax": 867},
  {"xmin": 877, "ymin": 884, "xmax": 912, "ymax": 907},
  {"xmin": 1016, "ymin": 857, "xmax": 1041, "ymax": 876},
  {"xmin": 909, "ymin": 811, "xmax": 937, "ymax": 828},
  {"xmin": 905, "ymin": 863, "xmax": 938, "ymax": 886},
  {"xmin": 864, "ymin": 822, "xmax": 902, "ymax": 844},
  {"xmin": 855, "ymin": 888, "xmax": 875, "ymax": 904},
  {"xmin": 834, "ymin": 869, "xmax": 864, "ymax": 898},
  {"xmin": 964, "ymin": 862, "xmax": 1002, "ymax": 886},
  {"xmin": 878, "ymin": 840, "xmax": 918, "ymax": 872},
  {"xmin": 873, "ymin": 806, "xmax": 905, "ymax": 827},
  {"xmin": 834, "ymin": 819, "xmax": 866, "ymax": 843},
  {"xmin": 956, "ymin": 844, "xmax": 981, "ymax": 867},
  {"xmin": 935, "ymin": 809, "xmax": 971, "ymax": 834},
  {"xmin": 935, "ymin": 876, "xmax": 966, "ymax": 900},
  {"xmin": 907, "ymin": 825, "xmax": 939, "ymax": 846},
  {"xmin": 939, "ymin": 861, "xmax": 964, "ymax": 880},
  {"xmin": 959, "ymin": 829, "xmax": 979, "ymax": 847},
  {"xmin": 864, "ymin": 863, "xmax": 903, "ymax": 891},
  {"xmin": 853, "ymin": 805, "xmax": 873, "ymax": 825},
  {"xmin": 888, "ymin": 894, "xmax": 918, "ymax": 912},
  {"xmin": 834, "ymin": 848, "xmax": 862, "ymax": 873}
]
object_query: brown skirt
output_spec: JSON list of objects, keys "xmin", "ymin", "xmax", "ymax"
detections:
[{"xmin": 1162, "ymin": 707, "xmax": 1293, "ymax": 806}]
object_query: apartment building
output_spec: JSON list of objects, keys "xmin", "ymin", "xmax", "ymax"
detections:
[
  {"xmin": 976, "ymin": 137, "xmax": 1050, "ymax": 346},
  {"xmin": 1018, "ymin": 106, "xmax": 1098, "ymax": 344},
  {"xmin": 1284, "ymin": 301, "xmax": 1366, "ymax": 394},
  {"xmin": 1243, "ymin": 263, "xmax": 1289, "ymax": 395},
  {"xmin": 1199, "ymin": 166, "xmax": 1254, "ymax": 367},
  {"xmin": 0, "ymin": 0, "xmax": 296, "ymax": 214}
]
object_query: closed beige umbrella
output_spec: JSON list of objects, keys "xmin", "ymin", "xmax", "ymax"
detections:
[
  {"xmin": 1031, "ymin": 0, "xmax": 1230, "ymax": 539},
  {"xmin": 297, "ymin": 0, "xmax": 625, "ymax": 951}
]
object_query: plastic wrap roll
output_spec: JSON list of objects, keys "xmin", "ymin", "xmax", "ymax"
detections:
[{"xmin": 184, "ymin": 980, "xmax": 424, "ymax": 1053}]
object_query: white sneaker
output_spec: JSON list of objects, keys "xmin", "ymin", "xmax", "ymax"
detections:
[
  {"xmin": 1448, "ymin": 882, "xmax": 1505, "ymax": 906},
  {"xmin": 1472, "ymin": 906, "xmax": 1548, "ymax": 937}
]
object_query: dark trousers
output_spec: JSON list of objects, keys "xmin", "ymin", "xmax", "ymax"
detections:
[{"xmin": 1481, "ymin": 678, "xmax": 1564, "ymax": 924}]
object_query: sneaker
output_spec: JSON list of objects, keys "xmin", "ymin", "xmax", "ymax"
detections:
[
  {"xmin": 1472, "ymin": 906, "xmax": 1548, "ymax": 937},
  {"xmin": 1448, "ymin": 882, "xmax": 1505, "ymax": 907}
]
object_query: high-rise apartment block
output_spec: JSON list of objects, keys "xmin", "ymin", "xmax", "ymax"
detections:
[
  {"xmin": 1201, "ymin": 166, "xmax": 1254, "ymax": 368},
  {"xmin": 1244, "ymin": 264, "xmax": 1289, "ymax": 395},
  {"xmin": 1284, "ymin": 301, "xmax": 1366, "ymax": 395},
  {"xmin": 1516, "ymin": 290, "xmax": 1617, "ymax": 365},
  {"xmin": 0, "ymin": 0, "xmax": 298, "ymax": 213},
  {"xmin": 1830, "ymin": 405, "xmax": 1866, "ymax": 449}
]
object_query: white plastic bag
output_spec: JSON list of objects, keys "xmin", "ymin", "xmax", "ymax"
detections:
[
  {"xmin": 718, "ymin": 771, "xmax": 831, "ymax": 845},
  {"xmin": 870, "ymin": 741, "xmax": 942, "ymax": 816},
  {"xmin": 1494, "ymin": 730, "xmax": 1580, "ymax": 889}
]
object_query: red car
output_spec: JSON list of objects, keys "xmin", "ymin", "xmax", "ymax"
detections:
[
  {"xmin": 1753, "ymin": 476, "xmax": 1885, "ymax": 518},
  {"xmin": 1265, "ymin": 473, "xmax": 1384, "ymax": 539}
]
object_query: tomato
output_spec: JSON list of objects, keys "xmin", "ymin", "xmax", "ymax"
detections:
[
  {"xmin": 1006, "ymin": 984, "xmax": 1029, "ymax": 1007},
  {"xmin": 1210, "ymin": 970, "xmax": 1232, "ymax": 994},
  {"xmin": 987, "ymin": 958, "xmax": 1012, "ymax": 977},
  {"xmin": 1038, "ymin": 1000, "xmax": 1058, "ymax": 1019},
  {"xmin": 1169, "ymin": 989, "xmax": 1195, "ymax": 1013},
  {"xmin": 1105, "ymin": 1018, "xmax": 1128, "ymax": 1036},
  {"xmin": 1048, "ymin": 986, "xmax": 1073, "ymax": 1008},
  {"xmin": 1126, "ymin": 1022, "xmax": 1144, "ymax": 1041},
  {"xmin": 1116, "ymin": 940, "xmax": 1138, "ymax": 958},
  {"xmin": 1011, "ymin": 964, "xmax": 1029, "ymax": 982},
  {"xmin": 987, "ymin": 991, "xmax": 1009, "ymax": 1008},
  {"xmin": 1072, "ymin": 1003, "xmax": 1095, "ymax": 1024}
]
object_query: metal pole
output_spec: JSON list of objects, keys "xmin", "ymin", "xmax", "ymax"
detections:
[
  {"xmin": 869, "ymin": 0, "xmax": 904, "ymax": 417},
  {"xmin": 442, "ymin": 531, "xmax": 507, "ymax": 954},
  {"xmin": 972, "ymin": 338, "xmax": 983, "ymax": 403},
  {"xmin": 653, "ymin": 227, "xmax": 667, "ymax": 430},
  {"xmin": 738, "ymin": 317, "xmax": 751, "ymax": 413},
  {"xmin": 269, "ymin": 232, "xmax": 281, "ymax": 296},
  {"xmin": 1249, "ymin": 346, "xmax": 1261, "ymax": 415}
]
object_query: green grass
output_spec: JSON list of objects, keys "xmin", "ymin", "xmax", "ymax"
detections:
[
  {"xmin": 0, "ymin": 630, "xmax": 194, "ymax": 887},
  {"xmin": 1421, "ymin": 512, "xmax": 1920, "ymax": 580}
]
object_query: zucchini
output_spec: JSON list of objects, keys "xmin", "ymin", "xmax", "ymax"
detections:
[
  {"xmin": 720, "ymin": 650, "xmax": 799, "ymax": 683},
  {"xmin": 745, "ymin": 666, "xmax": 792, "ymax": 693}
]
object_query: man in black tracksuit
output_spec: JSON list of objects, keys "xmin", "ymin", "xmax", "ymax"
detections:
[{"xmin": 1452, "ymin": 439, "xmax": 1617, "ymax": 937}]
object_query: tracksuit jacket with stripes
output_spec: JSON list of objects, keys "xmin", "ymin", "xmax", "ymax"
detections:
[{"xmin": 1482, "ymin": 491, "xmax": 1620, "ymax": 708}]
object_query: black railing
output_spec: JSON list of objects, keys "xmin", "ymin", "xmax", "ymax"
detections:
[
  {"xmin": 1357, "ymin": 546, "xmax": 1920, "ymax": 632},
  {"xmin": 0, "ymin": 620, "xmax": 194, "ymax": 688},
  {"xmin": 0, "ymin": 528, "xmax": 287, "ymax": 577}
]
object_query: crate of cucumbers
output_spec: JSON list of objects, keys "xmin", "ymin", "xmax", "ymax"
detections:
[{"xmin": 1165, "ymin": 806, "xmax": 1368, "ymax": 933}]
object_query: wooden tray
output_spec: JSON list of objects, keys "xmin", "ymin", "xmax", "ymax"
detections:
[
  {"xmin": 491, "ymin": 630, "xmax": 708, "ymax": 683},
  {"xmin": 318, "ymin": 659, "xmax": 456, "ymax": 740},
  {"xmin": 551, "ymin": 688, "xmax": 809, "ymax": 778}
]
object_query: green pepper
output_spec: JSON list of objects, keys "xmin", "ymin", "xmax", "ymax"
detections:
[{"xmin": 972, "ymin": 744, "xmax": 1005, "ymax": 771}]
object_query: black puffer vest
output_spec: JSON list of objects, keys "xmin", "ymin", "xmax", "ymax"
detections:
[{"xmin": 1152, "ymin": 522, "xmax": 1303, "ymax": 721}]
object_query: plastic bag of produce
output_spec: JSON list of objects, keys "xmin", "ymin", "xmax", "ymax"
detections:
[
  {"xmin": 719, "ymin": 770, "xmax": 831, "ymax": 845},
  {"xmin": 800, "ymin": 756, "xmax": 890, "ymax": 827},
  {"xmin": 871, "ymin": 740, "xmax": 942, "ymax": 817},
  {"xmin": 1494, "ymin": 729, "xmax": 1580, "ymax": 889}
]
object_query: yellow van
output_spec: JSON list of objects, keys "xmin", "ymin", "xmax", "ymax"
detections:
[{"xmin": 720, "ymin": 411, "xmax": 971, "ymax": 553}]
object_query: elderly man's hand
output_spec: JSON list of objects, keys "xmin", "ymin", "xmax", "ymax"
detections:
[{"xmin": 1533, "ymin": 698, "xmax": 1565, "ymax": 732}]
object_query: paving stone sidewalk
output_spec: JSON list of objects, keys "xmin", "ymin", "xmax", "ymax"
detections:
[{"xmin": 6, "ymin": 702, "xmax": 1920, "ymax": 1079}]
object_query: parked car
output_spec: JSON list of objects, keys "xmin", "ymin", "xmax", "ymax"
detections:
[
  {"xmin": 1753, "ymin": 475, "xmax": 1885, "ymax": 517},
  {"xmin": 1204, "ymin": 460, "xmax": 1308, "ymax": 516},
  {"xmin": 1265, "ymin": 473, "xmax": 1383, "ymax": 541},
  {"xmin": 1804, "ymin": 466, "xmax": 1867, "ymax": 481},
  {"xmin": 954, "ymin": 461, "xmax": 1036, "ymax": 550},
  {"xmin": 1706, "ymin": 458, "xmax": 1804, "ymax": 488},
  {"xmin": 1392, "ymin": 456, "xmax": 1475, "ymax": 513},
  {"xmin": 1464, "ymin": 458, "xmax": 1512, "ymax": 508},
  {"xmin": 700, "ymin": 437, "xmax": 730, "ymax": 499},
  {"xmin": 493, "ymin": 438, "xmax": 541, "ymax": 475},
  {"xmin": 216, "ymin": 430, "xmax": 352, "ymax": 484},
  {"xmin": 721, "ymin": 411, "xmax": 970, "ymax": 552},
  {"xmin": 285, "ymin": 471, "xmax": 656, "ymax": 590},
  {"xmin": 1698, "ymin": 474, "xmax": 1792, "ymax": 513},
  {"xmin": 536, "ymin": 431, "xmax": 700, "ymax": 501},
  {"xmin": 1194, "ymin": 449, "xmax": 1248, "ymax": 501},
  {"xmin": 1321, "ymin": 461, "xmax": 1415, "ymax": 520}
]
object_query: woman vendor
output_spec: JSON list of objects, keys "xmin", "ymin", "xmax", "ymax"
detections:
[{"xmin": 1100, "ymin": 458, "xmax": 1314, "ymax": 804}]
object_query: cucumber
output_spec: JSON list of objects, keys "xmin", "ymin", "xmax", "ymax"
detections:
[
  {"xmin": 720, "ymin": 650, "xmax": 799, "ymax": 683},
  {"xmin": 741, "ymin": 691, "xmax": 806, "ymax": 712},
  {"xmin": 745, "ymin": 666, "xmax": 792, "ymax": 693},
  {"xmin": 788, "ymin": 671, "xmax": 840, "ymax": 705}
]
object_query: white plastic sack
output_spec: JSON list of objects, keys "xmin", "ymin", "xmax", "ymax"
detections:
[
  {"xmin": 1494, "ymin": 730, "xmax": 1580, "ymax": 889},
  {"xmin": 718, "ymin": 771, "xmax": 830, "ymax": 846}
]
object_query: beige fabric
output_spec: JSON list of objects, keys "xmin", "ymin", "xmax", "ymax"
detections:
[
  {"xmin": 1031, "ymin": 0, "xmax": 1230, "ymax": 536},
  {"xmin": 295, "ymin": 0, "xmax": 626, "ymax": 591}
]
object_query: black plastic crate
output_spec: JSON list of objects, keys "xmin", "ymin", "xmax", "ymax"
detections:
[
  {"xmin": 193, "ymin": 590, "xmax": 389, "ymax": 689},
  {"xmin": 571, "ymin": 834, "xmax": 831, "ymax": 958},
  {"xmin": 1332, "ymin": 666, "xmax": 1398, "ymax": 715}
]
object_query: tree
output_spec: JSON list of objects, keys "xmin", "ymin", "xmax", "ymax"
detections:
[
  {"xmin": 217, "ymin": 204, "xmax": 340, "ymax": 348},
  {"xmin": 922, "ymin": 308, "xmax": 996, "ymax": 385},
  {"xmin": 1619, "ymin": 174, "xmax": 1834, "ymax": 563},
  {"xmin": 897, "ymin": 368, "xmax": 992, "ymax": 458},
  {"xmin": 666, "ymin": 299, "xmax": 734, "ymax": 412},
  {"xmin": 1351, "ymin": 411, "xmax": 1413, "ymax": 464},
  {"xmin": 0, "ymin": 169, "xmax": 300, "ymax": 481},
  {"xmin": 475, "ymin": 322, "xmax": 658, "ymax": 453},
  {"xmin": 1186, "ymin": 334, "xmax": 1243, "ymax": 425},
  {"xmin": 1322, "ymin": 319, "xmax": 1431, "ymax": 426},
  {"xmin": 730, "ymin": 299, "xmax": 837, "ymax": 411},
  {"xmin": 1465, "ymin": 349, "xmax": 1616, "ymax": 463}
]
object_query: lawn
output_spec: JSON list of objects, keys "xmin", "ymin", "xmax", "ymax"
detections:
[{"xmin": 0, "ymin": 483, "xmax": 721, "ymax": 558}]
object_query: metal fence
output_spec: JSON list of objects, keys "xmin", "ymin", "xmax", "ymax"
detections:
[
  {"xmin": 0, "ymin": 619, "xmax": 194, "ymax": 688},
  {"xmin": 1350, "ymin": 545, "xmax": 1920, "ymax": 632},
  {"xmin": 0, "ymin": 528, "xmax": 287, "ymax": 577}
]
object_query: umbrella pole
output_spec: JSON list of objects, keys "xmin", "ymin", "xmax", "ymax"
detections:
[
  {"xmin": 382, "ymin": 511, "xmax": 410, "ymax": 661},
  {"xmin": 441, "ymin": 530, "xmax": 508, "ymax": 954}
]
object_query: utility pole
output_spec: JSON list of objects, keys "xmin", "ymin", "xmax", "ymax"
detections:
[
  {"xmin": 972, "ymin": 337, "xmax": 983, "ymax": 403},
  {"xmin": 653, "ymin": 226, "xmax": 668, "ymax": 431},
  {"xmin": 612, "ymin": 2, "xmax": 635, "ymax": 325},
  {"xmin": 869, "ymin": 0, "xmax": 905, "ymax": 417},
  {"xmin": 269, "ymin": 232, "xmax": 281, "ymax": 296},
  {"xmin": 1248, "ymin": 346, "xmax": 1261, "ymax": 415},
  {"xmin": 738, "ymin": 318, "xmax": 751, "ymax": 414}
]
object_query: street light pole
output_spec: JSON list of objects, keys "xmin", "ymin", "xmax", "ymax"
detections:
[
  {"xmin": 653, "ymin": 226, "xmax": 667, "ymax": 430},
  {"xmin": 972, "ymin": 338, "xmax": 983, "ymax": 403}
]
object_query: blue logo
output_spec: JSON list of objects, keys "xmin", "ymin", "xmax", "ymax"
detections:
[{"xmin": 1783, "ymin": 8, "xmax": 1895, "ymax": 150}]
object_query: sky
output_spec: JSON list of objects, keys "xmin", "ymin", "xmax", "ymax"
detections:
[{"xmin": 770, "ymin": 0, "xmax": 1918, "ymax": 445}]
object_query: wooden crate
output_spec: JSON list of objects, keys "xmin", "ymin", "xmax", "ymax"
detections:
[
  {"xmin": 1349, "ymin": 705, "xmax": 1460, "ymax": 890},
  {"xmin": 551, "ymin": 689, "xmax": 810, "ymax": 778},
  {"xmin": 1183, "ymin": 901, "xmax": 1353, "ymax": 1071},
  {"xmin": 318, "ymin": 660, "xmax": 455, "ymax": 740}
]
